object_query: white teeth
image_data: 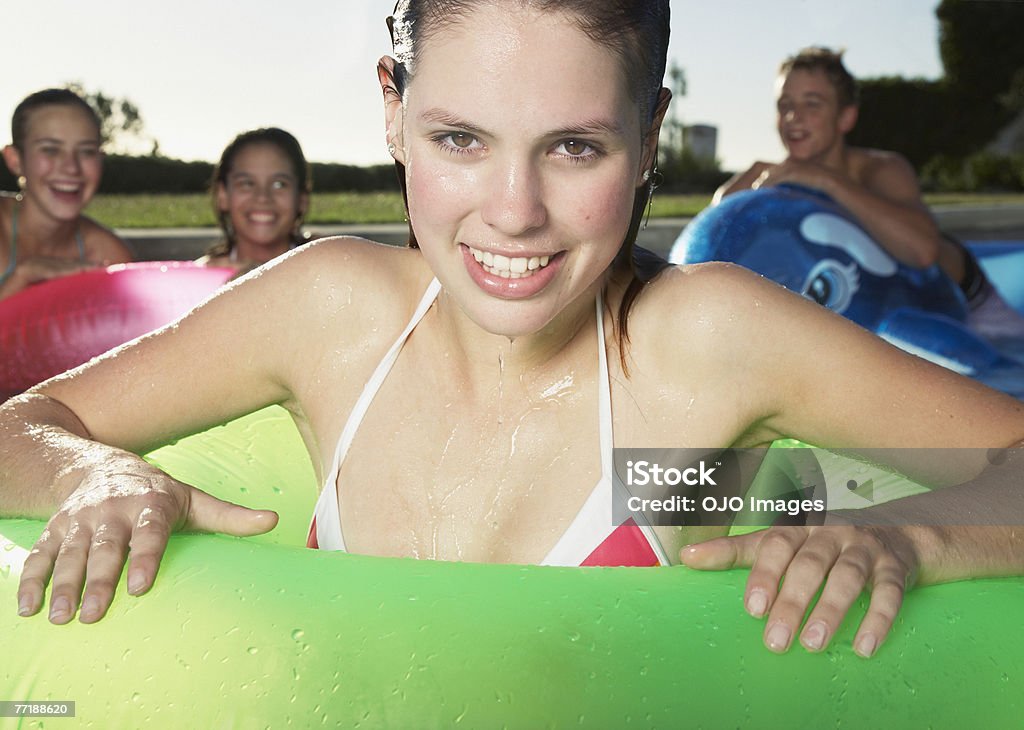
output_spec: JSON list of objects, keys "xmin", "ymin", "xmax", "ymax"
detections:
[{"xmin": 467, "ymin": 245, "xmax": 555, "ymax": 279}]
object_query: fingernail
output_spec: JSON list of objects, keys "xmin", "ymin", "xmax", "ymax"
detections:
[
  {"xmin": 49, "ymin": 596, "xmax": 71, "ymax": 621},
  {"xmin": 855, "ymin": 632, "xmax": 878, "ymax": 658},
  {"xmin": 81, "ymin": 595, "xmax": 101, "ymax": 620},
  {"xmin": 765, "ymin": 622, "xmax": 792, "ymax": 652},
  {"xmin": 801, "ymin": 621, "xmax": 827, "ymax": 651},
  {"xmin": 127, "ymin": 571, "xmax": 145, "ymax": 594},
  {"xmin": 18, "ymin": 595, "xmax": 33, "ymax": 616},
  {"xmin": 746, "ymin": 589, "xmax": 768, "ymax": 618}
]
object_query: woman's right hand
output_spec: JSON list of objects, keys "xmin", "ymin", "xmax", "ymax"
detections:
[
  {"xmin": 18, "ymin": 255, "xmax": 101, "ymax": 283},
  {"xmin": 17, "ymin": 459, "xmax": 278, "ymax": 624},
  {"xmin": 0, "ymin": 257, "xmax": 99, "ymax": 300}
]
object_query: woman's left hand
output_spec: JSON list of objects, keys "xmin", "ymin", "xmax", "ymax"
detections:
[{"xmin": 680, "ymin": 525, "xmax": 919, "ymax": 657}]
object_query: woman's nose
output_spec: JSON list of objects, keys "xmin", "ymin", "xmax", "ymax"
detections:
[
  {"xmin": 62, "ymin": 151, "xmax": 83, "ymax": 176},
  {"xmin": 480, "ymin": 157, "xmax": 547, "ymax": 237}
]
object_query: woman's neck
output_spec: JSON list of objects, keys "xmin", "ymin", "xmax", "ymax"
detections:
[
  {"xmin": 12, "ymin": 197, "xmax": 80, "ymax": 256},
  {"xmin": 431, "ymin": 274, "xmax": 610, "ymax": 389}
]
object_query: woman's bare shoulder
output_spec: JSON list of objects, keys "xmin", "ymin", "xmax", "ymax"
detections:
[
  {"xmin": 260, "ymin": 236, "xmax": 433, "ymax": 327},
  {"xmin": 79, "ymin": 217, "xmax": 133, "ymax": 263},
  {"xmin": 631, "ymin": 262, "xmax": 795, "ymax": 335},
  {"xmin": 622, "ymin": 261, "xmax": 826, "ymax": 383}
]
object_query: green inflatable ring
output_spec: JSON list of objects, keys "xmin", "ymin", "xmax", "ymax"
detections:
[{"xmin": 1, "ymin": 406, "xmax": 1021, "ymax": 728}]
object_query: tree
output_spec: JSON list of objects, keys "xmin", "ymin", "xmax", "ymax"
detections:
[
  {"xmin": 657, "ymin": 61, "xmax": 725, "ymax": 191},
  {"xmin": 937, "ymin": 0, "xmax": 1024, "ymax": 103},
  {"xmin": 847, "ymin": 0, "xmax": 1024, "ymax": 187},
  {"xmin": 64, "ymin": 83, "xmax": 158, "ymax": 156},
  {"xmin": 662, "ymin": 60, "xmax": 687, "ymax": 156}
]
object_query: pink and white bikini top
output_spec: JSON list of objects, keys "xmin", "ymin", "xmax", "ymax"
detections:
[{"xmin": 307, "ymin": 277, "xmax": 671, "ymax": 567}]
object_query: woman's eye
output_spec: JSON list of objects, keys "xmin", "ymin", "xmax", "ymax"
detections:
[
  {"xmin": 446, "ymin": 132, "xmax": 478, "ymax": 150},
  {"xmin": 559, "ymin": 140, "xmax": 591, "ymax": 157},
  {"xmin": 554, "ymin": 139, "xmax": 598, "ymax": 162},
  {"xmin": 431, "ymin": 131, "xmax": 483, "ymax": 156},
  {"xmin": 271, "ymin": 179, "xmax": 290, "ymax": 191}
]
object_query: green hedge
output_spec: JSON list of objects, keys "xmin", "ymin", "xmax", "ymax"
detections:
[{"xmin": 0, "ymin": 155, "xmax": 400, "ymax": 195}]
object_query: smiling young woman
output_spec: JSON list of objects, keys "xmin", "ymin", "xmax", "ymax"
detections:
[
  {"xmin": 0, "ymin": 89, "xmax": 132, "ymax": 300},
  {"xmin": 2, "ymin": 1, "xmax": 1024, "ymax": 664},
  {"xmin": 197, "ymin": 127, "xmax": 312, "ymax": 270}
]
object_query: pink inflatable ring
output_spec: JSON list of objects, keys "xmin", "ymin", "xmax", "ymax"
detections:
[{"xmin": 0, "ymin": 262, "xmax": 233, "ymax": 398}]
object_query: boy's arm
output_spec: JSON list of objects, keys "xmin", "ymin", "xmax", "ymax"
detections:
[{"xmin": 757, "ymin": 152, "xmax": 944, "ymax": 269}]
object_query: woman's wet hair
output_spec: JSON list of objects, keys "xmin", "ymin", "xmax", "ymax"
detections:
[
  {"xmin": 386, "ymin": 0, "xmax": 672, "ymax": 372},
  {"xmin": 207, "ymin": 127, "xmax": 312, "ymax": 258},
  {"xmin": 779, "ymin": 47, "xmax": 859, "ymax": 108},
  {"xmin": 11, "ymin": 88, "xmax": 102, "ymax": 151}
]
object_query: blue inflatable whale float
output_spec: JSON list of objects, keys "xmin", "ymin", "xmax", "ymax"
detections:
[{"xmin": 668, "ymin": 185, "xmax": 1024, "ymax": 397}]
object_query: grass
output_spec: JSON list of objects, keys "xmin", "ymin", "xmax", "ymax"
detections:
[
  {"xmin": 87, "ymin": 192, "xmax": 411, "ymax": 229},
  {"xmin": 86, "ymin": 191, "xmax": 1024, "ymax": 229}
]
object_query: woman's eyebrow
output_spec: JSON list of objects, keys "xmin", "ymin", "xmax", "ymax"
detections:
[
  {"xmin": 548, "ymin": 118, "xmax": 625, "ymax": 138},
  {"xmin": 420, "ymin": 108, "xmax": 625, "ymax": 140},
  {"xmin": 419, "ymin": 108, "xmax": 491, "ymax": 138}
]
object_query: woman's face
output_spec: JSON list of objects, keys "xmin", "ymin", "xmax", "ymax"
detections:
[
  {"xmin": 217, "ymin": 142, "xmax": 306, "ymax": 254},
  {"xmin": 9, "ymin": 104, "xmax": 103, "ymax": 222},
  {"xmin": 393, "ymin": 4, "xmax": 654, "ymax": 337}
]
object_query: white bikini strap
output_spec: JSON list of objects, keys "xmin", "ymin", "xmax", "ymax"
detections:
[
  {"xmin": 325, "ymin": 277, "xmax": 442, "ymax": 489},
  {"xmin": 597, "ymin": 288, "xmax": 671, "ymax": 567},
  {"xmin": 595, "ymin": 288, "xmax": 614, "ymax": 481},
  {"xmin": 313, "ymin": 276, "xmax": 441, "ymax": 550}
]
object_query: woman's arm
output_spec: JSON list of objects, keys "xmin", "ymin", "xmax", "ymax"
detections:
[
  {"xmin": 0, "ymin": 239, "xmax": 381, "ymax": 622},
  {"xmin": 663, "ymin": 264, "xmax": 1024, "ymax": 655},
  {"xmin": 1, "ymin": 392, "xmax": 278, "ymax": 624},
  {"xmin": 0, "ymin": 256, "xmax": 97, "ymax": 300}
]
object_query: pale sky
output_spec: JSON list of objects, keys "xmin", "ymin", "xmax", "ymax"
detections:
[{"xmin": 1, "ymin": 1, "xmax": 943, "ymax": 173}]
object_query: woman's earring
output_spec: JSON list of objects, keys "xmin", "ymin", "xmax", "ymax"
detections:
[
  {"xmin": 387, "ymin": 142, "xmax": 396, "ymax": 157},
  {"xmin": 641, "ymin": 167, "xmax": 662, "ymax": 231},
  {"xmin": 16, "ymin": 176, "xmax": 26, "ymax": 190}
]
